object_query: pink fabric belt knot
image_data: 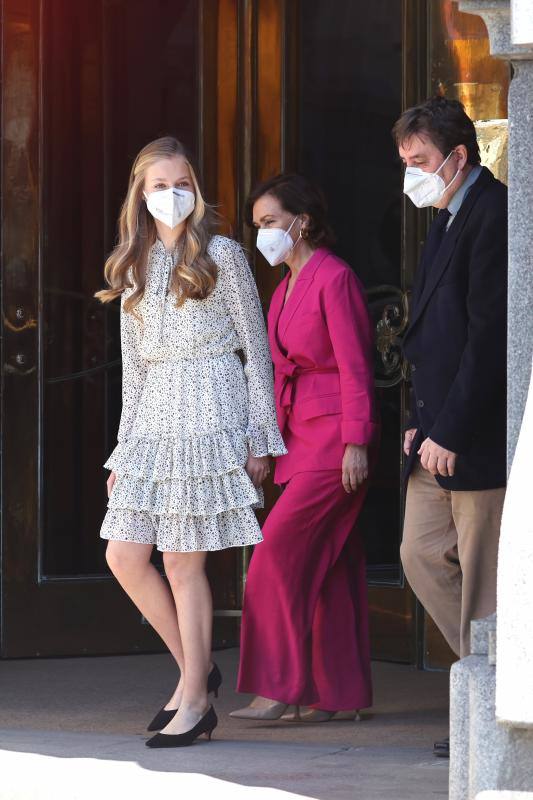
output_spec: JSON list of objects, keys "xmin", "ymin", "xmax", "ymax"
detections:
[{"xmin": 276, "ymin": 363, "xmax": 339, "ymax": 423}]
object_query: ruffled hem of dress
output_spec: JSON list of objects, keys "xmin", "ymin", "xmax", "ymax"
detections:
[
  {"xmin": 107, "ymin": 468, "xmax": 264, "ymax": 517},
  {"xmin": 246, "ymin": 424, "xmax": 287, "ymax": 458},
  {"xmin": 105, "ymin": 429, "xmax": 250, "ymax": 480},
  {"xmin": 100, "ymin": 506, "xmax": 263, "ymax": 552}
]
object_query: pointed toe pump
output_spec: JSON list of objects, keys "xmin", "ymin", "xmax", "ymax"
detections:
[
  {"xmin": 229, "ymin": 700, "xmax": 289, "ymax": 720},
  {"xmin": 147, "ymin": 663, "xmax": 222, "ymax": 732},
  {"xmin": 299, "ymin": 707, "xmax": 362, "ymax": 723},
  {"xmin": 145, "ymin": 705, "xmax": 218, "ymax": 748}
]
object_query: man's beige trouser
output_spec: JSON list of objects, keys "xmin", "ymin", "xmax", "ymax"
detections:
[{"xmin": 401, "ymin": 461, "xmax": 505, "ymax": 658}]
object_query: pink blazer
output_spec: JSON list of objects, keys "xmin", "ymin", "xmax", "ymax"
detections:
[{"xmin": 267, "ymin": 248, "xmax": 378, "ymax": 484}]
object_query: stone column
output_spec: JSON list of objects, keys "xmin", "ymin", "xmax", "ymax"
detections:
[
  {"xmin": 505, "ymin": 0, "xmax": 533, "ymax": 469},
  {"xmin": 496, "ymin": 358, "xmax": 533, "ymax": 727}
]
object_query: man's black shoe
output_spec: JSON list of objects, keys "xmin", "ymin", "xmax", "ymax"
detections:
[{"xmin": 433, "ymin": 736, "xmax": 449, "ymax": 758}]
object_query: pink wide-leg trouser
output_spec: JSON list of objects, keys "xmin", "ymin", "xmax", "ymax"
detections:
[{"xmin": 237, "ymin": 470, "xmax": 372, "ymax": 710}]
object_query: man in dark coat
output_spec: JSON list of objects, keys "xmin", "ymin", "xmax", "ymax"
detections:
[{"xmin": 393, "ymin": 96, "xmax": 507, "ymax": 755}]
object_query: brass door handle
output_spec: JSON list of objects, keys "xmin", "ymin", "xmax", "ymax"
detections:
[{"xmin": 367, "ymin": 285, "xmax": 410, "ymax": 388}]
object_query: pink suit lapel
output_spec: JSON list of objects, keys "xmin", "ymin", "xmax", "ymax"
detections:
[
  {"xmin": 267, "ymin": 249, "xmax": 331, "ymax": 433},
  {"xmin": 276, "ymin": 248, "xmax": 330, "ymax": 342}
]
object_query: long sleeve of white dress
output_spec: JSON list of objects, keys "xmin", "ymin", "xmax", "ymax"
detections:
[
  {"xmin": 116, "ymin": 289, "xmax": 148, "ymax": 443},
  {"xmin": 215, "ymin": 238, "xmax": 287, "ymax": 458}
]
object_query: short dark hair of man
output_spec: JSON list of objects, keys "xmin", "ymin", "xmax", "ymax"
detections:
[
  {"xmin": 392, "ymin": 95, "xmax": 481, "ymax": 166},
  {"xmin": 245, "ymin": 173, "xmax": 336, "ymax": 250}
]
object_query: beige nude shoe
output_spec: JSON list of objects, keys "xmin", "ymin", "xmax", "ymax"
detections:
[
  {"xmin": 280, "ymin": 705, "xmax": 301, "ymax": 721},
  {"xmin": 229, "ymin": 701, "xmax": 289, "ymax": 720},
  {"xmin": 299, "ymin": 707, "xmax": 362, "ymax": 723}
]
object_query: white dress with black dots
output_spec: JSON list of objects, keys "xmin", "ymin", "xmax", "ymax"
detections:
[{"xmin": 100, "ymin": 235, "xmax": 286, "ymax": 552}]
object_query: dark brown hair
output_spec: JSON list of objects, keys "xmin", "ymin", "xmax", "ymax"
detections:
[
  {"xmin": 392, "ymin": 96, "xmax": 481, "ymax": 166},
  {"xmin": 245, "ymin": 173, "xmax": 336, "ymax": 249}
]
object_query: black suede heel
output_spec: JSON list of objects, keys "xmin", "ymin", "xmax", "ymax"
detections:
[
  {"xmin": 147, "ymin": 663, "xmax": 222, "ymax": 731},
  {"xmin": 146, "ymin": 705, "xmax": 218, "ymax": 748}
]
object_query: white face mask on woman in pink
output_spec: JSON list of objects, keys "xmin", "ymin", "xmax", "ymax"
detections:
[{"xmin": 256, "ymin": 216, "xmax": 302, "ymax": 266}]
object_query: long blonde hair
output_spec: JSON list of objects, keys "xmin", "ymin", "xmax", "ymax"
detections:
[{"xmin": 95, "ymin": 136, "xmax": 217, "ymax": 313}]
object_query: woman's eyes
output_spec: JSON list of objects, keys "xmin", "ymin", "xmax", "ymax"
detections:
[
  {"xmin": 253, "ymin": 219, "xmax": 275, "ymax": 228},
  {"xmin": 153, "ymin": 181, "xmax": 190, "ymax": 190}
]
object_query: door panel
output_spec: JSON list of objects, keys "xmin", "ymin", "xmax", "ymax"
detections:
[
  {"xmin": 0, "ymin": 0, "xmax": 289, "ymax": 658},
  {"xmin": 0, "ymin": 0, "xmax": 231, "ymax": 657},
  {"xmin": 2, "ymin": 0, "xmax": 43, "ymax": 656}
]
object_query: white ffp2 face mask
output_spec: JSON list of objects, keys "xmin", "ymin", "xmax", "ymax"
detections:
[
  {"xmin": 144, "ymin": 187, "xmax": 195, "ymax": 228},
  {"xmin": 403, "ymin": 151, "xmax": 460, "ymax": 208},
  {"xmin": 256, "ymin": 216, "xmax": 301, "ymax": 267}
]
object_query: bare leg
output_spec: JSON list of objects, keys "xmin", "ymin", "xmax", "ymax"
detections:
[
  {"xmin": 160, "ymin": 551, "xmax": 212, "ymax": 735},
  {"xmin": 106, "ymin": 541, "xmax": 185, "ymax": 708}
]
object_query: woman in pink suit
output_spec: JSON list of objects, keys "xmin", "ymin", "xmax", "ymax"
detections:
[{"xmin": 231, "ymin": 174, "xmax": 379, "ymax": 722}]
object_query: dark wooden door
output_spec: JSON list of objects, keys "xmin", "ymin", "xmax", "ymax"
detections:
[
  {"xmin": 0, "ymin": 0, "xmax": 286, "ymax": 657},
  {"xmin": 1, "ymin": 0, "xmax": 466, "ymax": 665}
]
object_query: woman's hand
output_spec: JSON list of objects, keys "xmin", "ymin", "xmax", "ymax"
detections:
[
  {"xmin": 245, "ymin": 454, "xmax": 271, "ymax": 488},
  {"xmin": 107, "ymin": 470, "xmax": 117, "ymax": 498},
  {"xmin": 342, "ymin": 444, "xmax": 368, "ymax": 493}
]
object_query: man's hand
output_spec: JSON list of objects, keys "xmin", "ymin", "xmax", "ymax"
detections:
[
  {"xmin": 404, "ymin": 428, "xmax": 417, "ymax": 456},
  {"xmin": 418, "ymin": 437, "xmax": 457, "ymax": 477},
  {"xmin": 342, "ymin": 444, "xmax": 369, "ymax": 493}
]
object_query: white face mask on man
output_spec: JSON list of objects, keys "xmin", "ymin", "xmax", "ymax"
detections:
[
  {"xmin": 256, "ymin": 216, "xmax": 302, "ymax": 267},
  {"xmin": 144, "ymin": 187, "xmax": 195, "ymax": 228},
  {"xmin": 403, "ymin": 151, "xmax": 460, "ymax": 208}
]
